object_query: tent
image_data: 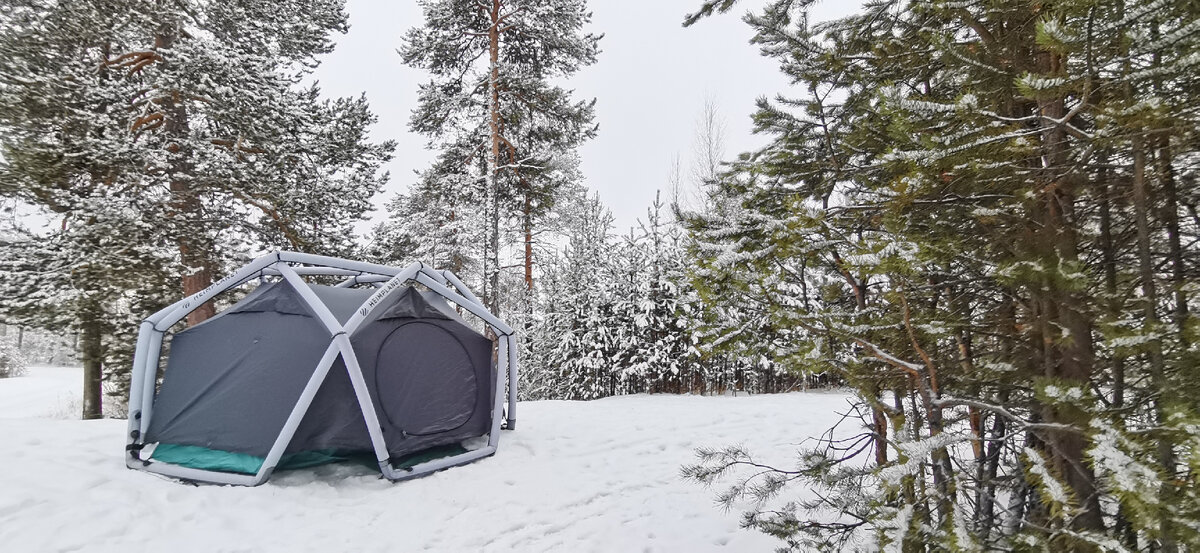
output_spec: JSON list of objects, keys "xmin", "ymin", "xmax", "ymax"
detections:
[{"xmin": 124, "ymin": 251, "xmax": 517, "ymax": 486}]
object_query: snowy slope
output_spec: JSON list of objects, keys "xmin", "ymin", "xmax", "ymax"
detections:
[{"xmin": 0, "ymin": 367, "xmax": 853, "ymax": 552}]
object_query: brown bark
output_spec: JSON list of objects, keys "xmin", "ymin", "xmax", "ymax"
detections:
[
  {"xmin": 1133, "ymin": 135, "xmax": 1177, "ymax": 550},
  {"xmin": 870, "ymin": 388, "xmax": 888, "ymax": 466},
  {"xmin": 1032, "ymin": 47, "xmax": 1102, "ymax": 531},
  {"xmin": 447, "ymin": 208, "xmax": 463, "ymax": 275},
  {"xmin": 524, "ymin": 193, "xmax": 533, "ymax": 294},
  {"xmin": 156, "ymin": 31, "xmax": 215, "ymax": 325},
  {"xmin": 521, "ymin": 191, "xmax": 535, "ymax": 377},
  {"xmin": 839, "ymin": 266, "xmax": 886, "ymax": 468},
  {"xmin": 80, "ymin": 320, "xmax": 103, "ymax": 420},
  {"xmin": 485, "ymin": 0, "xmax": 503, "ymax": 316},
  {"xmin": 1157, "ymin": 138, "xmax": 1188, "ymax": 343}
]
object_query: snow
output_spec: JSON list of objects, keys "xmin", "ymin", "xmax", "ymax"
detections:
[
  {"xmin": 0, "ymin": 365, "xmax": 82, "ymax": 419},
  {"xmin": 0, "ymin": 366, "xmax": 853, "ymax": 552},
  {"xmin": 1041, "ymin": 384, "xmax": 1084, "ymax": 402},
  {"xmin": 1089, "ymin": 421, "xmax": 1160, "ymax": 503},
  {"xmin": 1023, "ymin": 447, "xmax": 1069, "ymax": 507}
]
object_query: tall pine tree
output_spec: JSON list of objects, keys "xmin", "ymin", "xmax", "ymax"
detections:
[
  {"xmin": 0, "ymin": 0, "xmax": 393, "ymax": 417},
  {"xmin": 399, "ymin": 0, "xmax": 599, "ymax": 314}
]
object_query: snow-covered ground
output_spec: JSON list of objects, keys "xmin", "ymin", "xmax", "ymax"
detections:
[
  {"xmin": 0, "ymin": 367, "xmax": 853, "ymax": 552},
  {"xmin": 0, "ymin": 365, "xmax": 83, "ymax": 419}
]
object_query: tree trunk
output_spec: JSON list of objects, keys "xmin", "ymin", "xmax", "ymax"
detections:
[
  {"xmin": 1098, "ymin": 161, "xmax": 1126, "ymax": 409},
  {"xmin": 1133, "ymin": 135, "xmax": 1177, "ymax": 550},
  {"xmin": 157, "ymin": 31, "xmax": 215, "ymax": 325},
  {"xmin": 524, "ymin": 193, "xmax": 534, "ymax": 294},
  {"xmin": 1157, "ymin": 138, "xmax": 1188, "ymax": 343},
  {"xmin": 485, "ymin": 0, "xmax": 503, "ymax": 316},
  {"xmin": 175, "ymin": 214, "xmax": 215, "ymax": 326},
  {"xmin": 80, "ymin": 320, "xmax": 103, "ymax": 420},
  {"xmin": 1034, "ymin": 47, "xmax": 1103, "ymax": 533}
]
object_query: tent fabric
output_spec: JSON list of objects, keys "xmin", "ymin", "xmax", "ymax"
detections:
[
  {"xmin": 147, "ymin": 442, "xmax": 469, "ymax": 475},
  {"xmin": 148, "ymin": 443, "xmax": 357, "ymax": 475},
  {"xmin": 308, "ymin": 284, "xmax": 375, "ymax": 323},
  {"xmin": 144, "ymin": 279, "xmax": 494, "ymax": 468},
  {"xmin": 379, "ymin": 287, "xmax": 452, "ymax": 320}
]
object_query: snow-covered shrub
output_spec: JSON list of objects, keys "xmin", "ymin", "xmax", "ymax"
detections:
[{"xmin": 0, "ymin": 342, "xmax": 27, "ymax": 378}]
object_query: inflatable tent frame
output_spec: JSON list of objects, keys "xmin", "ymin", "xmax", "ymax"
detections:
[{"xmin": 124, "ymin": 251, "xmax": 518, "ymax": 486}]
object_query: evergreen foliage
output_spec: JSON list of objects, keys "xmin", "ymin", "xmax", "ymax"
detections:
[
  {"xmin": 396, "ymin": 0, "xmax": 599, "ymax": 314},
  {"xmin": 681, "ymin": 0, "xmax": 1200, "ymax": 550},
  {"xmin": 520, "ymin": 187, "xmax": 805, "ymax": 401},
  {"xmin": 0, "ymin": 0, "xmax": 393, "ymax": 418},
  {"xmin": 0, "ymin": 341, "xmax": 27, "ymax": 378}
]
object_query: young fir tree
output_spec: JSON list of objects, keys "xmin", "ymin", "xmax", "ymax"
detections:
[
  {"xmin": 368, "ymin": 153, "xmax": 484, "ymax": 277},
  {"xmin": 525, "ymin": 188, "xmax": 620, "ymax": 400},
  {"xmin": 681, "ymin": 0, "xmax": 1200, "ymax": 550}
]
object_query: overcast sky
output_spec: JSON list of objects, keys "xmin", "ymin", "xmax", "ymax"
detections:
[{"xmin": 314, "ymin": 0, "xmax": 861, "ymax": 234}]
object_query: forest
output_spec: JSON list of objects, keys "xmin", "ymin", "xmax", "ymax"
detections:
[{"xmin": 2, "ymin": 0, "xmax": 1199, "ymax": 551}]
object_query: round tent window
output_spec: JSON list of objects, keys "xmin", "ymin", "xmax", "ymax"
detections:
[{"xmin": 375, "ymin": 322, "xmax": 478, "ymax": 436}]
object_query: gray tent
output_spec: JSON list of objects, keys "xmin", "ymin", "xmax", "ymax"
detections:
[{"xmin": 125, "ymin": 252, "xmax": 518, "ymax": 486}]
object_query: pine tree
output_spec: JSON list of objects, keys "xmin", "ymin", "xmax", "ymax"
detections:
[
  {"xmin": 400, "ymin": 0, "xmax": 599, "ymax": 314},
  {"xmin": 109, "ymin": 0, "xmax": 393, "ymax": 323},
  {"xmin": 681, "ymin": 0, "xmax": 1200, "ymax": 549},
  {"xmin": 0, "ymin": 0, "xmax": 393, "ymax": 417},
  {"xmin": 0, "ymin": 0, "xmax": 174, "ymax": 418}
]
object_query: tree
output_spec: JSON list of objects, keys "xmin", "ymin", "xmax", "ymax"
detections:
[
  {"xmin": 681, "ymin": 0, "xmax": 1200, "ymax": 549},
  {"xmin": 521, "ymin": 183, "xmax": 794, "ymax": 400},
  {"xmin": 0, "ymin": 0, "xmax": 174, "ymax": 418},
  {"xmin": 612, "ymin": 191, "xmax": 703, "ymax": 394},
  {"xmin": 0, "ymin": 342, "xmax": 26, "ymax": 379},
  {"xmin": 400, "ymin": 0, "xmax": 599, "ymax": 315},
  {"xmin": 0, "ymin": 0, "xmax": 393, "ymax": 417},
  {"xmin": 529, "ymin": 188, "xmax": 620, "ymax": 400},
  {"xmin": 110, "ymin": 0, "xmax": 393, "ymax": 323},
  {"xmin": 368, "ymin": 153, "xmax": 484, "ymax": 276}
]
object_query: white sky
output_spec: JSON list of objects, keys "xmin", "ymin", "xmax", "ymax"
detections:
[{"xmin": 314, "ymin": 0, "xmax": 862, "ymax": 234}]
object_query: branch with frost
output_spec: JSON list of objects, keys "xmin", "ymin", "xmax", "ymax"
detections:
[
  {"xmin": 931, "ymin": 397, "xmax": 1083, "ymax": 436},
  {"xmin": 682, "ymin": 0, "xmax": 740, "ymax": 27}
]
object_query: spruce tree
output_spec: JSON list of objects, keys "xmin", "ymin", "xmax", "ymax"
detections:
[
  {"xmin": 368, "ymin": 153, "xmax": 484, "ymax": 276},
  {"xmin": 534, "ymin": 188, "xmax": 620, "ymax": 400}
]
